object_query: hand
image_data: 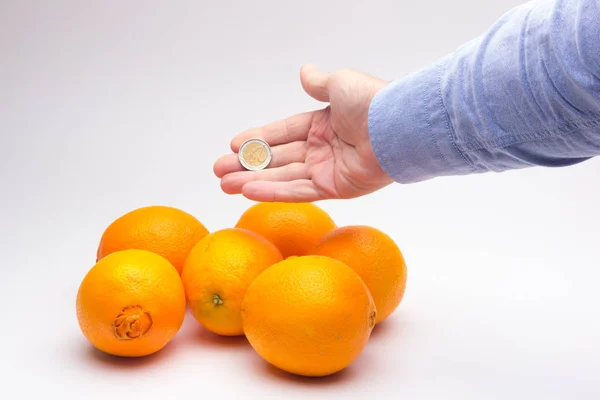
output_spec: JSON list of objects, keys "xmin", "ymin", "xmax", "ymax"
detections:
[{"xmin": 213, "ymin": 64, "xmax": 394, "ymax": 202}]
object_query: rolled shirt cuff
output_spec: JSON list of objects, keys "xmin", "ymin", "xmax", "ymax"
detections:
[{"xmin": 368, "ymin": 56, "xmax": 476, "ymax": 184}]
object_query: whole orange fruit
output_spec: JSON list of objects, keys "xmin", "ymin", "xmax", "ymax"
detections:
[
  {"xmin": 76, "ymin": 249, "xmax": 187, "ymax": 357},
  {"xmin": 181, "ymin": 228, "xmax": 283, "ymax": 336},
  {"xmin": 96, "ymin": 205, "xmax": 209, "ymax": 275},
  {"xmin": 234, "ymin": 202, "xmax": 336, "ymax": 258},
  {"xmin": 313, "ymin": 225, "xmax": 407, "ymax": 324},
  {"xmin": 241, "ymin": 255, "xmax": 376, "ymax": 377}
]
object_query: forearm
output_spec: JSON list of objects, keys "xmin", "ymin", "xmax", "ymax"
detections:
[{"xmin": 369, "ymin": 0, "xmax": 600, "ymax": 183}]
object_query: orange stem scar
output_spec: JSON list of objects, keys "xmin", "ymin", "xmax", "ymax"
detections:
[{"xmin": 112, "ymin": 305, "xmax": 153, "ymax": 340}]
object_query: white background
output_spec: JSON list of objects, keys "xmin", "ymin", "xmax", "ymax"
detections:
[{"xmin": 1, "ymin": 1, "xmax": 599, "ymax": 399}]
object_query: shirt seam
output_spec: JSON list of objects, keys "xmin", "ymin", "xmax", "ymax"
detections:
[
  {"xmin": 460, "ymin": 115, "xmax": 600, "ymax": 151},
  {"xmin": 436, "ymin": 57, "xmax": 477, "ymax": 171},
  {"xmin": 423, "ymin": 66, "xmax": 452, "ymax": 172}
]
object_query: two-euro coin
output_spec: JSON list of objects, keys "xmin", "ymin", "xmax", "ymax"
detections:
[{"xmin": 238, "ymin": 138, "xmax": 272, "ymax": 171}]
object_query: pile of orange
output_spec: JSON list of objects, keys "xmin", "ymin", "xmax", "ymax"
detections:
[{"xmin": 76, "ymin": 202, "xmax": 407, "ymax": 377}]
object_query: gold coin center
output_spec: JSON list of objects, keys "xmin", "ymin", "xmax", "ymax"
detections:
[{"xmin": 242, "ymin": 142, "xmax": 268, "ymax": 166}]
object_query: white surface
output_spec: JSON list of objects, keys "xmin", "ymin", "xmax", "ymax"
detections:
[{"xmin": 1, "ymin": 1, "xmax": 599, "ymax": 399}]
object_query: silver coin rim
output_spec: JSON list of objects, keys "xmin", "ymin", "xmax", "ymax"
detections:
[{"xmin": 238, "ymin": 138, "xmax": 272, "ymax": 171}]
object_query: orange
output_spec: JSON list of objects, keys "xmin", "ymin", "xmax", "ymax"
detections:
[
  {"xmin": 76, "ymin": 249, "xmax": 187, "ymax": 357},
  {"xmin": 182, "ymin": 228, "xmax": 283, "ymax": 336},
  {"xmin": 234, "ymin": 202, "xmax": 336, "ymax": 258},
  {"xmin": 241, "ymin": 255, "xmax": 376, "ymax": 377},
  {"xmin": 313, "ymin": 225, "xmax": 407, "ymax": 324},
  {"xmin": 96, "ymin": 205, "xmax": 209, "ymax": 275}
]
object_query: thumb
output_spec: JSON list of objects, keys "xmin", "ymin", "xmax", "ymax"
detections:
[{"xmin": 300, "ymin": 63, "xmax": 331, "ymax": 102}]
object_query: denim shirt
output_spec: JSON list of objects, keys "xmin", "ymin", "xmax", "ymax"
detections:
[{"xmin": 368, "ymin": 0, "xmax": 600, "ymax": 184}]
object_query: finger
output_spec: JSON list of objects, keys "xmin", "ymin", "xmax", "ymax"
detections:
[
  {"xmin": 220, "ymin": 163, "xmax": 309, "ymax": 194},
  {"xmin": 300, "ymin": 63, "xmax": 331, "ymax": 102},
  {"xmin": 213, "ymin": 141, "xmax": 307, "ymax": 178},
  {"xmin": 242, "ymin": 180, "xmax": 324, "ymax": 202},
  {"xmin": 230, "ymin": 112, "xmax": 314, "ymax": 152}
]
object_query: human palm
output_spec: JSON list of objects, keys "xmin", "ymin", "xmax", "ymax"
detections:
[{"xmin": 214, "ymin": 64, "xmax": 393, "ymax": 202}]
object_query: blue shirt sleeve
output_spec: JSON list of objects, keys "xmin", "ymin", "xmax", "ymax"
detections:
[{"xmin": 368, "ymin": 0, "xmax": 600, "ymax": 184}]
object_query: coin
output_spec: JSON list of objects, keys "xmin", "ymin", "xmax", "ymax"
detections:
[{"xmin": 238, "ymin": 138, "xmax": 272, "ymax": 171}]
